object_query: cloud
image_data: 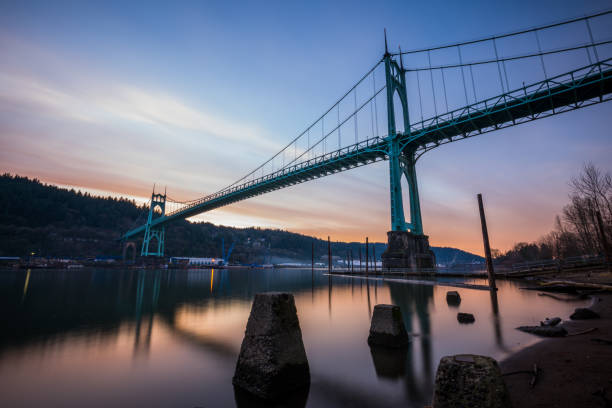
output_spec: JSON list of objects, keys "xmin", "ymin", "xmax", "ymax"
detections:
[
  {"xmin": 0, "ymin": 72, "xmax": 101, "ymax": 124},
  {"xmin": 0, "ymin": 71, "xmax": 279, "ymax": 151},
  {"xmin": 98, "ymin": 86, "xmax": 278, "ymax": 150},
  {"xmin": 0, "ymin": 34, "xmax": 287, "ymax": 203}
]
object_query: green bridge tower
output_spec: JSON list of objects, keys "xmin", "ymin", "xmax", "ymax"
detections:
[
  {"xmin": 141, "ymin": 189, "xmax": 166, "ymax": 257},
  {"xmin": 380, "ymin": 39, "xmax": 436, "ymax": 270}
]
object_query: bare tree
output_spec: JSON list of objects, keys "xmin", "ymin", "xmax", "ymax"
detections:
[
  {"xmin": 570, "ymin": 163, "xmax": 612, "ymax": 220},
  {"xmin": 496, "ymin": 164, "xmax": 610, "ymax": 263},
  {"xmin": 561, "ymin": 163, "xmax": 612, "ymax": 256}
]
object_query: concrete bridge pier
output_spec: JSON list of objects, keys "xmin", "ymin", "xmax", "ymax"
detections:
[{"xmin": 381, "ymin": 231, "xmax": 436, "ymax": 270}]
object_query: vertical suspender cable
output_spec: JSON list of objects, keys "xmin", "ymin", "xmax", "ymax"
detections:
[
  {"xmin": 585, "ymin": 18, "xmax": 601, "ymax": 75},
  {"xmin": 368, "ymin": 68, "xmax": 374, "ymax": 137},
  {"xmin": 322, "ymin": 117, "xmax": 325, "ymax": 155},
  {"xmin": 337, "ymin": 104, "xmax": 341, "ymax": 148},
  {"xmin": 493, "ymin": 37, "xmax": 506, "ymax": 93},
  {"xmin": 416, "ymin": 71, "xmax": 424, "ymax": 122},
  {"xmin": 492, "ymin": 37, "xmax": 505, "ymax": 93},
  {"xmin": 469, "ymin": 65, "xmax": 477, "ymax": 102},
  {"xmin": 354, "ymin": 89, "xmax": 358, "ymax": 143},
  {"xmin": 581, "ymin": 20, "xmax": 591, "ymax": 65},
  {"xmin": 535, "ymin": 30, "xmax": 547, "ymax": 78},
  {"xmin": 441, "ymin": 67, "xmax": 449, "ymax": 112},
  {"xmin": 584, "ymin": 36, "xmax": 594, "ymax": 64},
  {"xmin": 307, "ymin": 128, "xmax": 310, "ymax": 160},
  {"xmin": 373, "ymin": 73, "xmax": 379, "ymax": 137},
  {"xmin": 458, "ymin": 46, "xmax": 469, "ymax": 105},
  {"xmin": 586, "ymin": 18, "xmax": 600, "ymax": 63},
  {"xmin": 428, "ymin": 50, "xmax": 438, "ymax": 117},
  {"xmin": 370, "ymin": 95, "xmax": 375, "ymax": 138},
  {"xmin": 502, "ymin": 60, "xmax": 510, "ymax": 92}
]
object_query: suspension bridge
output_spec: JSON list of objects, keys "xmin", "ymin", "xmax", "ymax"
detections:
[{"xmin": 122, "ymin": 11, "xmax": 612, "ymax": 267}]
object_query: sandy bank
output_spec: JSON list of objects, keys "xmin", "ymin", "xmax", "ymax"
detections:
[{"xmin": 500, "ymin": 292, "xmax": 612, "ymax": 408}]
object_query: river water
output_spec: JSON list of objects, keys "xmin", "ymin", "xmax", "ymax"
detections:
[{"xmin": 0, "ymin": 268, "xmax": 587, "ymax": 407}]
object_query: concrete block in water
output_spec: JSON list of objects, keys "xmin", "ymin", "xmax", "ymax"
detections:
[
  {"xmin": 433, "ymin": 354, "xmax": 512, "ymax": 408},
  {"xmin": 233, "ymin": 292, "xmax": 310, "ymax": 400},
  {"xmin": 457, "ymin": 312, "xmax": 475, "ymax": 324},
  {"xmin": 446, "ymin": 291, "xmax": 461, "ymax": 306},
  {"xmin": 367, "ymin": 304, "xmax": 410, "ymax": 348}
]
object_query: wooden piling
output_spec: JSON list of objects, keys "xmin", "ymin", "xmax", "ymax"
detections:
[
  {"xmin": 365, "ymin": 237, "xmax": 369, "ymax": 275},
  {"xmin": 350, "ymin": 249, "xmax": 354, "ymax": 273},
  {"xmin": 328, "ymin": 236, "xmax": 332, "ymax": 274},
  {"xmin": 373, "ymin": 246, "xmax": 377, "ymax": 273},
  {"xmin": 477, "ymin": 193, "xmax": 496, "ymax": 290},
  {"xmin": 311, "ymin": 241, "xmax": 314, "ymax": 272},
  {"xmin": 359, "ymin": 246, "xmax": 362, "ymax": 272},
  {"xmin": 345, "ymin": 251, "xmax": 348, "ymax": 272}
]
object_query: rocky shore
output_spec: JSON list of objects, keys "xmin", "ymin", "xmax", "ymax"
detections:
[{"xmin": 501, "ymin": 290, "xmax": 612, "ymax": 407}]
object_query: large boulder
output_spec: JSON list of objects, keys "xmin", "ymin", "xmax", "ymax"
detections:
[
  {"xmin": 517, "ymin": 325, "xmax": 567, "ymax": 337},
  {"xmin": 570, "ymin": 307, "xmax": 600, "ymax": 320},
  {"xmin": 540, "ymin": 317, "xmax": 561, "ymax": 327},
  {"xmin": 367, "ymin": 304, "xmax": 410, "ymax": 348},
  {"xmin": 433, "ymin": 354, "xmax": 512, "ymax": 408},
  {"xmin": 233, "ymin": 293, "xmax": 310, "ymax": 400},
  {"xmin": 446, "ymin": 291, "xmax": 461, "ymax": 306},
  {"xmin": 457, "ymin": 312, "xmax": 475, "ymax": 324}
]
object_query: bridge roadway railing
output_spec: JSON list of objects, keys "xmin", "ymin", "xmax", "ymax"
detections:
[
  {"xmin": 402, "ymin": 58, "xmax": 612, "ymax": 156},
  {"xmin": 122, "ymin": 59, "xmax": 612, "ymax": 240}
]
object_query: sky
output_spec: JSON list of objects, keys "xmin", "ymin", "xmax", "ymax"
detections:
[{"xmin": 1, "ymin": 0, "xmax": 611, "ymax": 255}]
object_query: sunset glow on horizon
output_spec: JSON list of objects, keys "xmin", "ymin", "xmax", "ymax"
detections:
[{"xmin": 2, "ymin": 1, "xmax": 611, "ymax": 255}]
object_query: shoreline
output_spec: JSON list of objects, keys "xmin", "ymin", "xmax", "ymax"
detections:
[{"xmin": 500, "ymin": 290, "xmax": 612, "ymax": 408}]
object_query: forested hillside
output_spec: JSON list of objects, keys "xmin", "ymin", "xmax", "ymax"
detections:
[{"xmin": 0, "ymin": 174, "xmax": 483, "ymax": 264}]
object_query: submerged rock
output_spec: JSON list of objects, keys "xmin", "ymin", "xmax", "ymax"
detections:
[
  {"xmin": 517, "ymin": 325, "xmax": 567, "ymax": 337},
  {"xmin": 570, "ymin": 307, "xmax": 600, "ymax": 320},
  {"xmin": 367, "ymin": 304, "xmax": 410, "ymax": 348},
  {"xmin": 457, "ymin": 312, "xmax": 475, "ymax": 324},
  {"xmin": 446, "ymin": 291, "xmax": 461, "ymax": 306},
  {"xmin": 234, "ymin": 383, "xmax": 309, "ymax": 408},
  {"xmin": 432, "ymin": 354, "xmax": 512, "ymax": 408},
  {"xmin": 540, "ymin": 317, "xmax": 562, "ymax": 327},
  {"xmin": 369, "ymin": 345, "xmax": 408, "ymax": 379},
  {"xmin": 233, "ymin": 292, "xmax": 310, "ymax": 400}
]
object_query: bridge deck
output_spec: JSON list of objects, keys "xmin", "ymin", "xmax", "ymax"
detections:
[{"xmin": 123, "ymin": 60, "xmax": 612, "ymax": 240}]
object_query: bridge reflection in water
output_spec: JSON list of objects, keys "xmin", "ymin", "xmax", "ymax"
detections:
[{"xmin": 0, "ymin": 268, "xmax": 587, "ymax": 407}]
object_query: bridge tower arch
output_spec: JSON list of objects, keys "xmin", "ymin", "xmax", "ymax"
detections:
[
  {"xmin": 381, "ymin": 41, "xmax": 435, "ymax": 269},
  {"xmin": 141, "ymin": 188, "xmax": 166, "ymax": 257},
  {"xmin": 122, "ymin": 241, "xmax": 137, "ymax": 263}
]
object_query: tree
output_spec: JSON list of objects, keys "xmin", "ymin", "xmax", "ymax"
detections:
[{"xmin": 562, "ymin": 163, "xmax": 612, "ymax": 256}]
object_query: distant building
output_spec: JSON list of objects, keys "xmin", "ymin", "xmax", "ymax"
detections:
[
  {"xmin": 94, "ymin": 255, "xmax": 121, "ymax": 263},
  {"xmin": 169, "ymin": 257, "xmax": 225, "ymax": 266},
  {"xmin": 0, "ymin": 256, "xmax": 20, "ymax": 266}
]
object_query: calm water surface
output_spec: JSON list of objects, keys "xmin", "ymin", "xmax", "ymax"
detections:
[{"xmin": 0, "ymin": 268, "xmax": 587, "ymax": 407}]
